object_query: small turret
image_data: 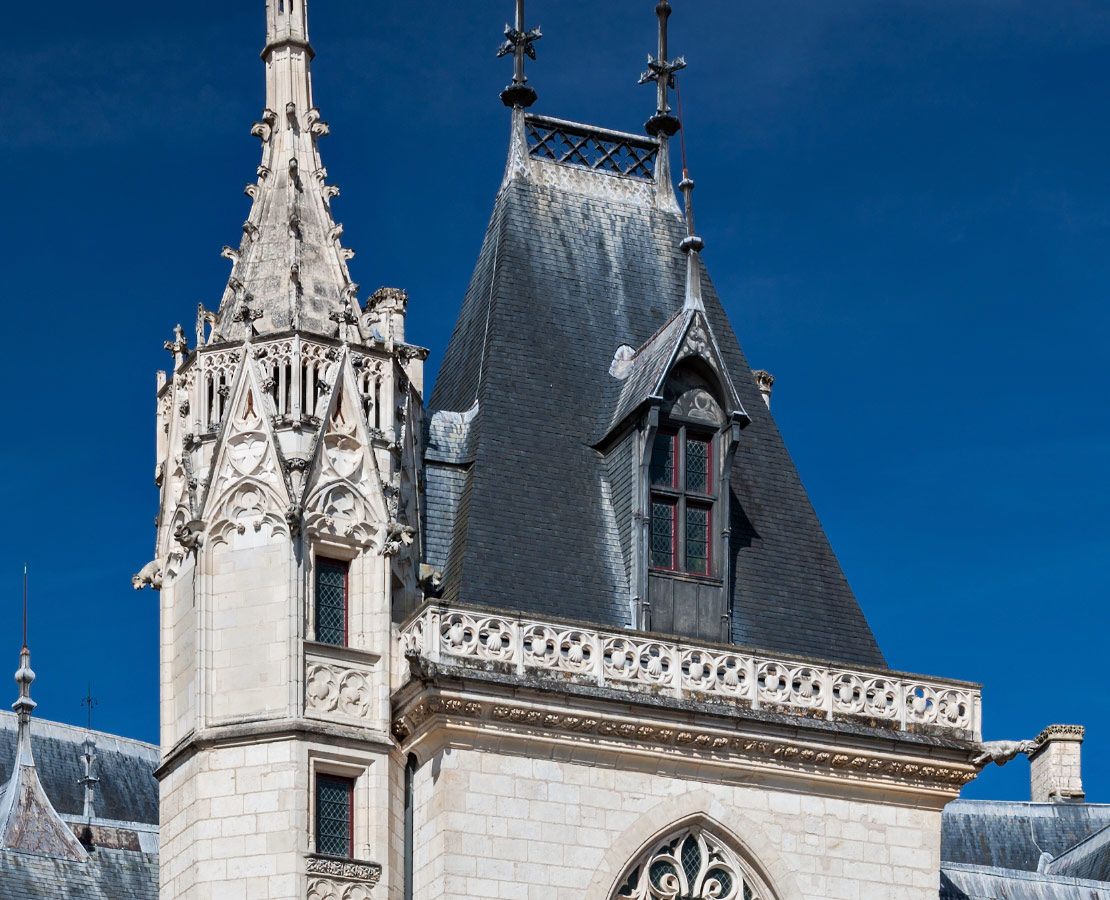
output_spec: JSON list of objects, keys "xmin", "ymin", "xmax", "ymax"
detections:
[{"xmin": 0, "ymin": 572, "xmax": 88, "ymax": 861}]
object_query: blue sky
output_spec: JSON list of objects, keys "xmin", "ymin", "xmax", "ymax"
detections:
[{"xmin": 1, "ymin": 0, "xmax": 1107, "ymax": 802}]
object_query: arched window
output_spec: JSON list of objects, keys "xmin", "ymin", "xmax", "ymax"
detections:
[{"xmin": 613, "ymin": 828, "xmax": 769, "ymax": 900}]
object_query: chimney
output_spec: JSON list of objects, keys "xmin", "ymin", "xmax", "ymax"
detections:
[
  {"xmin": 752, "ymin": 370, "xmax": 774, "ymax": 409},
  {"xmin": 1030, "ymin": 725, "xmax": 1085, "ymax": 803}
]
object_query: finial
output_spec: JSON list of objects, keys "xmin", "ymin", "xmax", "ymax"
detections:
[
  {"xmin": 82, "ymin": 682, "xmax": 98, "ymax": 732},
  {"xmin": 640, "ymin": 1, "xmax": 686, "ymax": 136},
  {"xmin": 498, "ymin": 0, "xmax": 542, "ymax": 108},
  {"xmin": 14, "ymin": 568, "xmax": 36, "ymax": 723}
]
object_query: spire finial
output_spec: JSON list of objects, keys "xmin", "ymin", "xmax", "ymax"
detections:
[
  {"xmin": 498, "ymin": 0, "xmax": 542, "ymax": 108},
  {"xmin": 14, "ymin": 568, "xmax": 36, "ymax": 724},
  {"xmin": 640, "ymin": 1, "xmax": 686, "ymax": 136}
]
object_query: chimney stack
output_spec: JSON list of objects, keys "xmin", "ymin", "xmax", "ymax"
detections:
[
  {"xmin": 752, "ymin": 370, "xmax": 774, "ymax": 409},
  {"xmin": 1030, "ymin": 725, "xmax": 1085, "ymax": 803}
]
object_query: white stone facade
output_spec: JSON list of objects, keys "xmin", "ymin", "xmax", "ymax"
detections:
[{"xmin": 411, "ymin": 748, "xmax": 944, "ymax": 900}]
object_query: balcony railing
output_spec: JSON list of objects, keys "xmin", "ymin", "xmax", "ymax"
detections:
[{"xmin": 400, "ymin": 604, "xmax": 981, "ymax": 741}]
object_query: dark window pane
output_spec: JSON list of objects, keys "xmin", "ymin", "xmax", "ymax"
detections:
[
  {"xmin": 685, "ymin": 436, "xmax": 710, "ymax": 494},
  {"xmin": 685, "ymin": 505, "xmax": 710, "ymax": 575},
  {"xmin": 651, "ymin": 500, "xmax": 675, "ymax": 569},
  {"xmin": 316, "ymin": 776, "xmax": 352, "ymax": 858},
  {"xmin": 316, "ymin": 561, "xmax": 347, "ymax": 646},
  {"xmin": 650, "ymin": 432, "xmax": 676, "ymax": 487}
]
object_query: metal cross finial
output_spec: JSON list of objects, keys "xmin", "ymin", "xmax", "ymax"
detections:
[
  {"xmin": 497, "ymin": 0, "xmax": 542, "ymax": 108},
  {"xmin": 82, "ymin": 682, "xmax": 98, "ymax": 732},
  {"xmin": 640, "ymin": 1, "xmax": 686, "ymax": 136}
]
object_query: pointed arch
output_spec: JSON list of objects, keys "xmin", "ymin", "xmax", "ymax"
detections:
[
  {"xmin": 586, "ymin": 794, "xmax": 801, "ymax": 900},
  {"xmin": 610, "ymin": 825, "xmax": 774, "ymax": 900},
  {"xmin": 301, "ymin": 349, "xmax": 388, "ymax": 548}
]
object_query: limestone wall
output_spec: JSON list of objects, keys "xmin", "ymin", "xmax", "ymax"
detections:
[{"xmin": 413, "ymin": 747, "xmax": 944, "ymax": 900}]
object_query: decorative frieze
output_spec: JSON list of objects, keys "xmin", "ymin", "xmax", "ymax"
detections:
[
  {"xmin": 306, "ymin": 854, "xmax": 382, "ymax": 900},
  {"xmin": 399, "ymin": 605, "xmax": 982, "ymax": 741},
  {"xmin": 391, "ymin": 690, "xmax": 977, "ymax": 791}
]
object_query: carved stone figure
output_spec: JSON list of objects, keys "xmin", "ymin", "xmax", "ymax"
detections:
[
  {"xmin": 972, "ymin": 739, "xmax": 1035, "ymax": 767},
  {"xmin": 131, "ymin": 560, "xmax": 164, "ymax": 591}
]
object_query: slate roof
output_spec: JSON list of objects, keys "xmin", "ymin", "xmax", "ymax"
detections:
[
  {"xmin": 940, "ymin": 863, "xmax": 1110, "ymax": 900},
  {"xmin": 0, "ymin": 713, "xmax": 159, "ymax": 826},
  {"xmin": 1046, "ymin": 823, "xmax": 1110, "ymax": 880},
  {"xmin": 0, "ymin": 847, "xmax": 158, "ymax": 900},
  {"xmin": 941, "ymin": 799, "xmax": 1110, "ymax": 873},
  {"xmin": 426, "ymin": 132, "xmax": 886, "ymax": 668}
]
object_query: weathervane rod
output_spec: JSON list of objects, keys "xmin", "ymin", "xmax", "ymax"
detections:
[{"xmin": 22, "ymin": 565, "xmax": 27, "ymax": 649}]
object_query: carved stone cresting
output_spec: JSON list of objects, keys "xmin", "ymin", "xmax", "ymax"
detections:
[{"xmin": 399, "ymin": 605, "xmax": 981, "ymax": 741}]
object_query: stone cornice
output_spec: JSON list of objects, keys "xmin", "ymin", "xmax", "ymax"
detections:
[
  {"xmin": 1033, "ymin": 724, "xmax": 1085, "ymax": 746},
  {"xmin": 154, "ymin": 717, "xmax": 393, "ymax": 780},
  {"xmin": 392, "ymin": 678, "xmax": 979, "ymax": 799}
]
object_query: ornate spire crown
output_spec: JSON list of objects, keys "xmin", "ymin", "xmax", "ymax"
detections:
[
  {"xmin": 498, "ymin": 0, "xmax": 542, "ymax": 108},
  {"xmin": 640, "ymin": 1, "xmax": 686, "ymax": 137},
  {"xmin": 203, "ymin": 0, "xmax": 364, "ymax": 345}
]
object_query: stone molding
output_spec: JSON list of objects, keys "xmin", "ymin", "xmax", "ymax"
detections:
[
  {"xmin": 1033, "ymin": 724, "xmax": 1084, "ymax": 747},
  {"xmin": 400, "ymin": 604, "xmax": 982, "ymax": 741},
  {"xmin": 391, "ymin": 686, "xmax": 978, "ymax": 795},
  {"xmin": 306, "ymin": 853, "xmax": 382, "ymax": 900},
  {"xmin": 306, "ymin": 854, "xmax": 382, "ymax": 884}
]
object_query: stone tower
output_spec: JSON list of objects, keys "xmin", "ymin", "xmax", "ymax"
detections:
[{"xmin": 149, "ymin": 2, "xmax": 425, "ymax": 898}]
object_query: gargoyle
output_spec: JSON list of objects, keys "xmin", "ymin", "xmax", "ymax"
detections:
[
  {"xmin": 381, "ymin": 521, "xmax": 416, "ymax": 557},
  {"xmin": 419, "ymin": 564, "xmax": 444, "ymax": 598},
  {"xmin": 972, "ymin": 739, "xmax": 1035, "ymax": 767},
  {"xmin": 132, "ymin": 560, "xmax": 164, "ymax": 591},
  {"xmin": 174, "ymin": 520, "xmax": 204, "ymax": 553}
]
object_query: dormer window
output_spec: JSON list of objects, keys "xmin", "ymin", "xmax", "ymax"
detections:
[{"xmin": 644, "ymin": 363, "xmax": 733, "ymax": 643}]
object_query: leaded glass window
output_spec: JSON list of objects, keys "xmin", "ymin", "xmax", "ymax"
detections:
[
  {"xmin": 650, "ymin": 431, "xmax": 677, "ymax": 487},
  {"xmin": 651, "ymin": 500, "xmax": 676, "ymax": 569},
  {"xmin": 685, "ymin": 435, "xmax": 710, "ymax": 494},
  {"xmin": 648, "ymin": 426, "xmax": 714, "ymax": 577},
  {"xmin": 315, "ymin": 559, "xmax": 348, "ymax": 647},
  {"xmin": 685, "ymin": 504, "xmax": 711, "ymax": 575},
  {"xmin": 614, "ymin": 829, "xmax": 765, "ymax": 900},
  {"xmin": 315, "ymin": 775, "xmax": 353, "ymax": 858}
]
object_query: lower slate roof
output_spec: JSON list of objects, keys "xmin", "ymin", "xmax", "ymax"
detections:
[
  {"xmin": 941, "ymin": 863, "xmax": 1110, "ymax": 900},
  {"xmin": 428, "ymin": 173, "xmax": 885, "ymax": 668},
  {"xmin": 0, "ymin": 847, "xmax": 158, "ymax": 900},
  {"xmin": 0, "ymin": 713, "xmax": 158, "ymax": 827},
  {"xmin": 941, "ymin": 799, "xmax": 1110, "ymax": 873}
]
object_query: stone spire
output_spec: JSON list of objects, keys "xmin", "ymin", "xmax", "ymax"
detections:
[
  {"xmin": 208, "ymin": 0, "xmax": 363, "ymax": 344},
  {"xmin": 0, "ymin": 573, "xmax": 87, "ymax": 860}
]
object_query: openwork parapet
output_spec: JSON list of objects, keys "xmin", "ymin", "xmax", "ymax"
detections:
[
  {"xmin": 526, "ymin": 114, "xmax": 658, "ymax": 180},
  {"xmin": 400, "ymin": 605, "xmax": 981, "ymax": 741}
]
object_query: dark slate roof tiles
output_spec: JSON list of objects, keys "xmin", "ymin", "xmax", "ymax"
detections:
[
  {"xmin": 0, "ymin": 714, "xmax": 158, "ymax": 827},
  {"xmin": 0, "ymin": 848, "xmax": 157, "ymax": 900},
  {"xmin": 428, "ymin": 172, "xmax": 885, "ymax": 668},
  {"xmin": 941, "ymin": 799, "xmax": 1110, "ymax": 873}
]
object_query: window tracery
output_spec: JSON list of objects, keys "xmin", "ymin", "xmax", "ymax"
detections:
[{"xmin": 615, "ymin": 829, "xmax": 765, "ymax": 900}]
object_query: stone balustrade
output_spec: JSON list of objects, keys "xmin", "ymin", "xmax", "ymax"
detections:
[{"xmin": 400, "ymin": 604, "xmax": 981, "ymax": 742}]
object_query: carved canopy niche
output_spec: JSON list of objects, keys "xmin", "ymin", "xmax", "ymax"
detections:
[{"xmin": 613, "ymin": 828, "xmax": 774, "ymax": 900}]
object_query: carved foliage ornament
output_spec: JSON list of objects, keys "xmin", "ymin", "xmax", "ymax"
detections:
[{"xmin": 615, "ymin": 830, "xmax": 761, "ymax": 900}]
